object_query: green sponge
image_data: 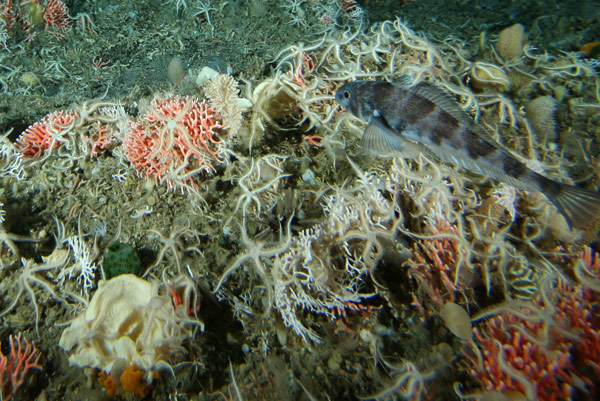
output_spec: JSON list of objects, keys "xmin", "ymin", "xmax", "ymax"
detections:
[{"xmin": 102, "ymin": 242, "xmax": 142, "ymax": 279}]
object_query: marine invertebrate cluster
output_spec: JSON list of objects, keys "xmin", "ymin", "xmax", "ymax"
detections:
[
  {"xmin": 215, "ymin": 157, "xmax": 404, "ymax": 344},
  {"xmin": 0, "ymin": 0, "xmax": 71, "ymax": 46},
  {"xmin": 14, "ymin": 98, "xmax": 126, "ymax": 170},
  {"xmin": 280, "ymin": 0, "xmax": 364, "ymax": 30},
  {"xmin": 16, "ymin": 110, "xmax": 78, "ymax": 157},
  {"xmin": 272, "ymin": 183, "xmax": 395, "ymax": 343},
  {"xmin": 468, "ymin": 312, "xmax": 573, "ymax": 401},
  {"xmin": 269, "ymin": 15, "xmax": 600, "ymax": 290},
  {"xmin": 253, "ymin": 15, "xmax": 600, "ymax": 398},
  {"xmin": 1, "ymin": 6, "xmax": 600, "ymax": 400},
  {"xmin": 124, "ymin": 94, "xmax": 227, "ymax": 194},
  {"xmin": 460, "ymin": 270, "xmax": 600, "ymax": 400}
]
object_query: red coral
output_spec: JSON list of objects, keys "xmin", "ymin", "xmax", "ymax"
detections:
[
  {"xmin": 404, "ymin": 220, "xmax": 470, "ymax": 312},
  {"xmin": 124, "ymin": 95, "xmax": 225, "ymax": 192},
  {"xmin": 16, "ymin": 110, "xmax": 78, "ymax": 157},
  {"xmin": 467, "ymin": 313, "xmax": 573, "ymax": 401},
  {"xmin": 43, "ymin": 0, "xmax": 71, "ymax": 34},
  {"xmin": 0, "ymin": 332, "xmax": 42, "ymax": 401},
  {"xmin": 0, "ymin": 0, "xmax": 16, "ymax": 32},
  {"xmin": 465, "ymin": 275, "xmax": 600, "ymax": 400},
  {"xmin": 555, "ymin": 280, "xmax": 600, "ymax": 391},
  {"xmin": 82, "ymin": 121, "xmax": 114, "ymax": 158}
]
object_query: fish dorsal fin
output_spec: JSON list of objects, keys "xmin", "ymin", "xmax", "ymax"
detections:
[
  {"xmin": 362, "ymin": 115, "xmax": 408, "ymax": 157},
  {"xmin": 413, "ymin": 83, "xmax": 474, "ymax": 126},
  {"xmin": 392, "ymin": 75, "xmax": 414, "ymax": 86},
  {"xmin": 413, "ymin": 83, "xmax": 504, "ymax": 145}
]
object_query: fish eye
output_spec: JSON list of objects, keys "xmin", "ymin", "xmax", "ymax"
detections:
[{"xmin": 343, "ymin": 90, "xmax": 351, "ymax": 99}]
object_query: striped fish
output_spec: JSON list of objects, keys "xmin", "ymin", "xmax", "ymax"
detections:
[{"xmin": 335, "ymin": 79, "xmax": 600, "ymax": 230}]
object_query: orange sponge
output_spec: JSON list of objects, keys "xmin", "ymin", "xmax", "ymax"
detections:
[
  {"xmin": 581, "ymin": 41, "xmax": 600, "ymax": 56},
  {"xmin": 120, "ymin": 364, "xmax": 153, "ymax": 397},
  {"xmin": 98, "ymin": 370, "xmax": 119, "ymax": 397},
  {"xmin": 98, "ymin": 364, "xmax": 155, "ymax": 398}
]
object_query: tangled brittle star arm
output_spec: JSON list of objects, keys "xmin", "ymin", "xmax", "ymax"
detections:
[
  {"xmin": 213, "ymin": 216, "xmax": 293, "ymax": 312},
  {"xmin": 0, "ymin": 228, "xmax": 40, "ymax": 262},
  {"xmin": 143, "ymin": 225, "xmax": 204, "ymax": 277},
  {"xmin": 0, "ymin": 252, "xmax": 69, "ymax": 334}
]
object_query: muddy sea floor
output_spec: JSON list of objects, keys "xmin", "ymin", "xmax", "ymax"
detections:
[{"xmin": 1, "ymin": 0, "xmax": 600, "ymax": 400}]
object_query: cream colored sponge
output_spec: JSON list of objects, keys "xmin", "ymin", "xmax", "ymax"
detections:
[{"xmin": 59, "ymin": 274, "xmax": 187, "ymax": 373}]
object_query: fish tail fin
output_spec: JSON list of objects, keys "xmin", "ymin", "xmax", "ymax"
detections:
[{"xmin": 549, "ymin": 181, "xmax": 600, "ymax": 230}]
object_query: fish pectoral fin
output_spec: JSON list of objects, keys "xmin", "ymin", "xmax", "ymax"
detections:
[
  {"xmin": 548, "ymin": 180, "xmax": 600, "ymax": 231},
  {"xmin": 362, "ymin": 116, "xmax": 408, "ymax": 157}
]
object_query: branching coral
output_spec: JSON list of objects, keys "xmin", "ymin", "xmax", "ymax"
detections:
[
  {"xmin": 124, "ymin": 94, "xmax": 227, "ymax": 194},
  {"xmin": 463, "ymin": 271, "xmax": 600, "ymax": 399}
]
